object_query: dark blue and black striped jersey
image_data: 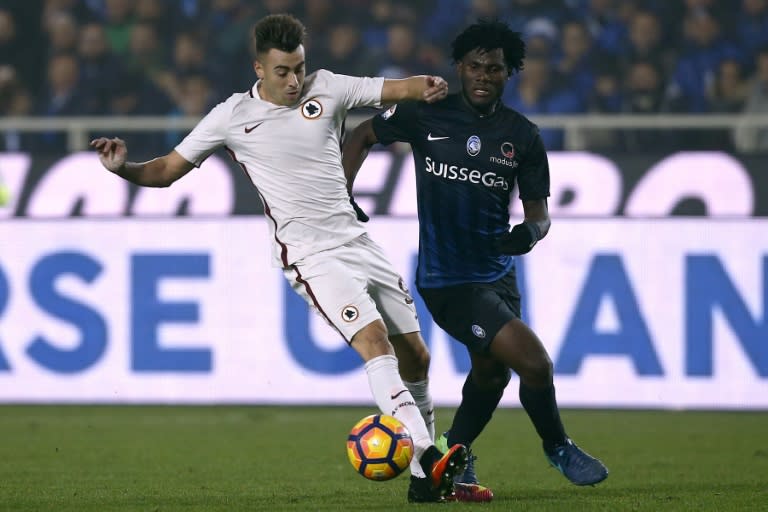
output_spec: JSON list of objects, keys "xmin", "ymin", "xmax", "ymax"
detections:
[{"xmin": 371, "ymin": 93, "xmax": 550, "ymax": 288}]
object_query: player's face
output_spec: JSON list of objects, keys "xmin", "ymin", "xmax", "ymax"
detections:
[
  {"xmin": 254, "ymin": 46, "xmax": 306, "ymax": 106},
  {"xmin": 457, "ymin": 48, "xmax": 509, "ymax": 113}
]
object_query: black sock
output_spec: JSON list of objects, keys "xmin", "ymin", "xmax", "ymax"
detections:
[
  {"xmin": 419, "ymin": 445, "xmax": 441, "ymax": 473},
  {"xmin": 519, "ymin": 382, "xmax": 567, "ymax": 453},
  {"xmin": 447, "ymin": 373, "xmax": 504, "ymax": 448}
]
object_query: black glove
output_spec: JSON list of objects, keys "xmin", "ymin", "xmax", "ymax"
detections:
[
  {"xmin": 350, "ymin": 196, "xmax": 369, "ymax": 222},
  {"xmin": 495, "ymin": 222, "xmax": 539, "ymax": 255}
]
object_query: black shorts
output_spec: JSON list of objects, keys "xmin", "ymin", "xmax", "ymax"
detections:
[{"xmin": 418, "ymin": 269, "xmax": 521, "ymax": 354}]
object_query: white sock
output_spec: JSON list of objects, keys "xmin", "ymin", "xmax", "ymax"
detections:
[
  {"xmin": 404, "ymin": 379, "xmax": 435, "ymax": 441},
  {"xmin": 404, "ymin": 379, "xmax": 435, "ymax": 478},
  {"xmin": 364, "ymin": 354, "xmax": 432, "ymax": 478}
]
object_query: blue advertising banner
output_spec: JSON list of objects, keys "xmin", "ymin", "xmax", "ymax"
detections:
[{"xmin": 0, "ymin": 219, "xmax": 765, "ymax": 408}]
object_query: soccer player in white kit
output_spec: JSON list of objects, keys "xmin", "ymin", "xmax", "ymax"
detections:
[{"xmin": 90, "ymin": 13, "xmax": 466, "ymax": 503}]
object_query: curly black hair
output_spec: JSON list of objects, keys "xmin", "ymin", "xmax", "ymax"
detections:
[
  {"xmin": 252, "ymin": 14, "xmax": 306, "ymax": 56},
  {"xmin": 450, "ymin": 19, "xmax": 526, "ymax": 76}
]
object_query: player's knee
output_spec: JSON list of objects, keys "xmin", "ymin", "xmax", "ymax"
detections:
[
  {"xmin": 402, "ymin": 339, "xmax": 430, "ymax": 375},
  {"xmin": 498, "ymin": 367, "xmax": 513, "ymax": 388},
  {"xmin": 411, "ymin": 344, "xmax": 430, "ymax": 373},
  {"xmin": 351, "ymin": 320, "xmax": 394, "ymax": 360},
  {"xmin": 391, "ymin": 332, "xmax": 431, "ymax": 380},
  {"xmin": 488, "ymin": 368, "xmax": 512, "ymax": 392},
  {"xmin": 520, "ymin": 354, "xmax": 553, "ymax": 387},
  {"xmin": 472, "ymin": 366, "xmax": 511, "ymax": 392}
]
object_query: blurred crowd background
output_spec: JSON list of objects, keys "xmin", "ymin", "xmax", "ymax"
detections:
[{"xmin": 1, "ymin": 0, "xmax": 767, "ymax": 156}]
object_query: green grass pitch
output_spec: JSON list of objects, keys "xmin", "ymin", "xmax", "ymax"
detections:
[{"xmin": 0, "ymin": 406, "xmax": 766, "ymax": 511}]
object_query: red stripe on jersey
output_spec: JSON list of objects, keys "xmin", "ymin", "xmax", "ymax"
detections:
[
  {"xmin": 224, "ymin": 146, "xmax": 290, "ymax": 267},
  {"xmin": 289, "ymin": 265, "xmax": 349, "ymax": 343}
]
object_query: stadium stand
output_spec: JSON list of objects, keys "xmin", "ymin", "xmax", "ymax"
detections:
[{"xmin": 1, "ymin": 0, "xmax": 767, "ymax": 152}]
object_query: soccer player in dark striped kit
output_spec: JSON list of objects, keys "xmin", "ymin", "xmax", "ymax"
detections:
[{"xmin": 344, "ymin": 18, "xmax": 608, "ymax": 502}]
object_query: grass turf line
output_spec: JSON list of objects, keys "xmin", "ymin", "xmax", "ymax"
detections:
[{"xmin": 0, "ymin": 406, "xmax": 766, "ymax": 511}]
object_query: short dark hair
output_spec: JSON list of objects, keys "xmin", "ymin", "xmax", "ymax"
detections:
[
  {"xmin": 252, "ymin": 14, "xmax": 306, "ymax": 56},
  {"xmin": 451, "ymin": 19, "xmax": 526, "ymax": 76}
]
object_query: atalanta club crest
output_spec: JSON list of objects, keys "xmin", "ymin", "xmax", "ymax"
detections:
[
  {"xmin": 466, "ymin": 135, "xmax": 481, "ymax": 156},
  {"xmin": 471, "ymin": 324, "xmax": 486, "ymax": 338}
]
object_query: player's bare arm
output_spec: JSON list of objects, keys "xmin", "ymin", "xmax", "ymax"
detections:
[
  {"xmin": 496, "ymin": 199, "xmax": 551, "ymax": 255},
  {"xmin": 90, "ymin": 137, "xmax": 195, "ymax": 187},
  {"xmin": 381, "ymin": 75, "xmax": 448, "ymax": 104},
  {"xmin": 342, "ymin": 119, "xmax": 379, "ymax": 194},
  {"xmin": 522, "ymin": 199, "xmax": 551, "ymax": 239}
]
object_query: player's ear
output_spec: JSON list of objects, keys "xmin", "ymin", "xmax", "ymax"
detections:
[{"xmin": 254, "ymin": 60, "xmax": 264, "ymax": 79}]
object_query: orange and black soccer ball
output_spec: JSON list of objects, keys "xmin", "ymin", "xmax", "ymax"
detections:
[{"xmin": 346, "ymin": 414, "xmax": 414, "ymax": 481}]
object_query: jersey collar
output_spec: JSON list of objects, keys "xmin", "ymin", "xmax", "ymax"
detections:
[
  {"xmin": 457, "ymin": 92, "xmax": 502, "ymax": 119},
  {"xmin": 250, "ymin": 80, "xmax": 262, "ymax": 99}
]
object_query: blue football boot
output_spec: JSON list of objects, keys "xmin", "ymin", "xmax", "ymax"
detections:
[{"xmin": 545, "ymin": 438, "xmax": 608, "ymax": 486}]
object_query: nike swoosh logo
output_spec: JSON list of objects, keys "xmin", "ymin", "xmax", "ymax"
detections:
[
  {"xmin": 426, "ymin": 409, "xmax": 434, "ymax": 416},
  {"xmin": 390, "ymin": 389, "xmax": 408, "ymax": 400},
  {"xmin": 427, "ymin": 133, "xmax": 450, "ymax": 141},
  {"xmin": 244, "ymin": 122, "xmax": 263, "ymax": 133}
]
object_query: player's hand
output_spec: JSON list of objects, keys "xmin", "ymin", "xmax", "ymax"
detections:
[
  {"xmin": 350, "ymin": 196, "xmax": 369, "ymax": 222},
  {"xmin": 90, "ymin": 137, "xmax": 127, "ymax": 173},
  {"xmin": 423, "ymin": 75, "xmax": 448, "ymax": 103},
  {"xmin": 495, "ymin": 223, "xmax": 537, "ymax": 255}
]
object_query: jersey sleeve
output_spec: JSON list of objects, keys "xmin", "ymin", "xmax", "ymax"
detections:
[
  {"xmin": 370, "ymin": 101, "xmax": 420, "ymax": 145},
  {"xmin": 325, "ymin": 70, "xmax": 385, "ymax": 110},
  {"xmin": 516, "ymin": 128, "xmax": 551, "ymax": 200},
  {"xmin": 174, "ymin": 97, "xmax": 233, "ymax": 167}
]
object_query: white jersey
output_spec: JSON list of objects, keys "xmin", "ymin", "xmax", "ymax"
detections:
[{"xmin": 175, "ymin": 69, "xmax": 385, "ymax": 267}]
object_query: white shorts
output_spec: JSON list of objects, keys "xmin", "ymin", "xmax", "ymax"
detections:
[{"xmin": 283, "ymin": 233, "xmax": 420, "ymax": 342}]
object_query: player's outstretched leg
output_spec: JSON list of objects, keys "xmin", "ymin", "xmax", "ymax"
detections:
[
  {"xmin": 545, "ymin": 438, "xmax": 608, "ymax": 486},
  {"xmin": 490, "ymin": 319, "xmax": 608, "ymax": 486},
  {"xmin": 436, "ymin": 432, "xmax": 494, "ymax": 502}
]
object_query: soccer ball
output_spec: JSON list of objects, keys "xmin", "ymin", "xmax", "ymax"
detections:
[{"xmin": 346, "ymin": 414, "xmax": 414, "ymax": 481}]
